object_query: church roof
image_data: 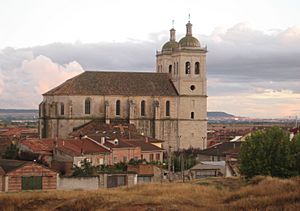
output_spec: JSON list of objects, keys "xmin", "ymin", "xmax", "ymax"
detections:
[{"xmin": 44, "ymin": 71, "xmax": 178, "ymax": 96}]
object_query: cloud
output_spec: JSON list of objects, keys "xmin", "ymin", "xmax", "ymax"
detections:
[
  {"xmin": 0, "ymin": 54, "xmax": 83, "ymax": 108},
  {"xmin": 0, "ymin": 22, "xmax": 300, "ymax": 117},
  {"xmin": 208, "ymin": 89, "xmax": 300, "ymax": 118},
  {"xmin": 0, "ymin": 72, "xmax": 3, "ymax": 95},
  {"xmin": 203, "ymin": 23, "xmax": 300, "ymax": 82}
]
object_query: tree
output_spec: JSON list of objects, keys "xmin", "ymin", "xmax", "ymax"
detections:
[
  {"xmin": 72, "ymin": 159, "xmax": 97, "ymax": 177},
  {"xmin": 290, "ymin": 133, "xmax": 300, "ymax": 175},
  {"xmin": 3, "ymin": 143, "xmax": 19, "ymax": 159},
  {"xmin": 239, "ymin": 126, "xmax": 293, "ymax": 178}
]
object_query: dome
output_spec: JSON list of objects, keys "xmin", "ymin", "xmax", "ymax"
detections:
[
  {"xmin": 179, "ymin": 35, "xmax": 200, "ymax": 48},
  {"xmin": 162, "ymin": 41, "xmax": 179, "ymax": 51}
]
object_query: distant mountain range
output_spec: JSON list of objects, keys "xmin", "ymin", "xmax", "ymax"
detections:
[{"xmin": 207, "ymin": 112, "xmax": 235, "ymax": 118}]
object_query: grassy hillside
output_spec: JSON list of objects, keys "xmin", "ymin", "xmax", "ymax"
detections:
[{"xmin": 0, "ymin": 177, "xmax": 299, "ymax": 211}]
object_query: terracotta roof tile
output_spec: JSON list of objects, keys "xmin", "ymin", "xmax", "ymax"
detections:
[{"xmin": 21, "ymin": 138, "xmax": 110, "ymax": 157}]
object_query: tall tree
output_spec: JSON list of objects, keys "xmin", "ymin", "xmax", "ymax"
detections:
[{"xmin": 239, "ymin": 127, "xmax": 293, "ymax": 178}]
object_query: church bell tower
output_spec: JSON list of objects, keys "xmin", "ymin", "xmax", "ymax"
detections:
[{"xmin": 156, "ymin": 20, "xmax": 208, "ymax": 149}]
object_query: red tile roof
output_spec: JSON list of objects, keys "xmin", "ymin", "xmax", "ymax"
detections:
[
  {"xmin": 123, "ymin": 139, "xmax": 164, "ymax": 152},
  {"xmin": 20, "ymin": 139, "xmax": 53, "ymax": 155},
  {"xmin": 21, "ymin": 138, "xmax": 110, "ymax": 157},
  {"xmin": 70, "ymin": 120, "xmax": 164, "ymax": 144}
]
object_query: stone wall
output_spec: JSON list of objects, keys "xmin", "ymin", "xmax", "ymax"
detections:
[{"xmin": 58, "ymin": 176, "xmax": 99, "ymax": 190}]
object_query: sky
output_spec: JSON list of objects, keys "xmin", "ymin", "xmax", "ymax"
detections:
[{"xmin": 0, "ymin": 0, "xmax": 300, "ymax": 118}]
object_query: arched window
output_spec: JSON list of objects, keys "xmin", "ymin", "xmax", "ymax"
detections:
[
  {"xmin": 141, "ymin": 100, "xmax": 146, "ymax": 116},
  {"xmin": 185, "ymin": 62, "xmax": 191, "ymax": 74},
  {"xmin": 85, "ymin": 98, "xmax": 91, "ymax": 114},
  {"xmin": 195, "ymin": 62, "xmax": 200, "ymax": 75},
  {"xmin": 60, "ymin": 103, "xmax": 64, "ymax": 115},
  {"xmin": 166, "ymin": 101, "xmax": 170, "ymax": 117},
  {"xmin": 116, "ymin": 100, "xmax": 121, "ymax": 116},
  {"xmin": 169, "ymin": 65, "xmax": 172, "ymax": 74},
  {"xmin": 191, "ymin": 112, "xmax": 194, "ymax": 119}
]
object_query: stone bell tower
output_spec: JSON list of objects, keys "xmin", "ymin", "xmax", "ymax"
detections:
[{"xmin": 156, "ymin": 20, "xmax": 208, "ymax": 149}]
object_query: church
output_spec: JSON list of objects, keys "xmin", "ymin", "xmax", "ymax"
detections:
[{"xmin": 39, "ymin": 21, "xmax": 208, "ymax": 150}]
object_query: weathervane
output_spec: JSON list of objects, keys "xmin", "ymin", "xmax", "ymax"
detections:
[
  {"xmin": 172, "ymin": 19, "xmax": 175, "ymax": 28},
  {"xmin": 188, "ymin": 13, "xmax": 191, "ymax": 21}
]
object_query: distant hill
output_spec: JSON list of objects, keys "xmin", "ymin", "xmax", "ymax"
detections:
[
  {"xmin": 208, "ymin": 112, "xmax": 235, "ymax": 118},
  {"xmin": 0, "ymin": 109, "xmax": 38, "ymax": 113}
]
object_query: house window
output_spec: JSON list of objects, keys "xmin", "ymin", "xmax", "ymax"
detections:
[
  {"xmin": 60, "ymin": 103, "xmax": 64, "ymax": 115},
  {"xmin": 141, "ymin": 154, "xmax": 144, "ymax": 160},
  {"xmin": 141, "ymin": 100, "xmax": 146, "ymax": 116},
  {"xmin": 149, "ymin": 154, "xmax": 154, "ymax": 162},
  {"xmin": 156, "ymin": 153, "xmax": 160, "ymax": 161},
  {"xmin": 116, "ymin": 100, "xmax": 121, "ymax": 116},
  {"xmin": 195, "ymin": 62, "xmax": 200, "ymax": 75},
  {"xmin": 123, "ymin": 156, "xmax": 127, "ymax": 162},
  {"xmin": 185, "ymin": 62, "xmax": 191, "ymax": 74},
  {"xmin": 191, "ymin": 112, "xmax": 194, "ymax": 119},
  {"xmin": 113, "ymin": 157, "xmax": 118, "ymax": 164},
  {"xmin": 166, "ymin": 101, "xmax": 170, "ymax": 117},
  {"xmin": 169, "ymin": 65, "xmax": 172, "ymax": 74},
  {"xmin": 85, "ymin": 98, "xmax": 91, "ymax": 114}
]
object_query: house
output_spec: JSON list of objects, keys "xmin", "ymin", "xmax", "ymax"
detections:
[
  {"xmin": 18, "ymin": 138, "xmax": 53, "ymax": 165},
  {"xmin": 19, "ymin": 137, "xmax": 111, "ymax": 175},
  {"xmin": 197, "ymin": 141, "xmax": 242, "ymax": 162},
  {"xmin": 189, "ymin": 161, "xmax": 225, "ymax": 178},
  {"xmin": 0, "ymin": 159, "xmax": 58, "ymax": 192},
  {"xmin": 52, "ymin": 137, "xmax": 111, "ymax": 167},
  {"xmin": 127, "ymin": 163, "xmax": 163, "ymax": 183},
  {"xmin": 88, "ymin": 135, "xmax": 141, "ymax": 164},
  {"xmin": 125, "ymin": 139, "xmax": 164, "ymax": 163}
]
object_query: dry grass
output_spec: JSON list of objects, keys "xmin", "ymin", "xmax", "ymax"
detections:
[{"xmin": 0, "ymin": 177, "xmax": 300, "ymax": 211}]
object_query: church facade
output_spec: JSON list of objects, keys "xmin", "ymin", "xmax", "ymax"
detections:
[{"xmin": 39, "ymin": 21, "xmax": 208, "ymax": 150}]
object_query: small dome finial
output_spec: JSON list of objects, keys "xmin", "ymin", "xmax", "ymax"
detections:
[
  {"xmin": 172, "ymin": 19, "xmax": 175, "ymax": 28},
  {"xmin": 186, "ymin": 16, "xmax": 192, "ymax": 36},
  {"xmin": 188, "ymin": 13, "xmax": 191, "ymax": 22}
]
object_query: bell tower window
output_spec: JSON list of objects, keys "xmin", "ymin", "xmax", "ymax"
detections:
[
  {"xmin": 195, "ymin": 62, "xmax": 200, "ymax": 75},
  {"xmin": 185, "ymin": 62, "xmax": 191, "ymax": 74},
  {"xmin": 191, "ymin": 112, "xmax": 194, "ymax": 119}
]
